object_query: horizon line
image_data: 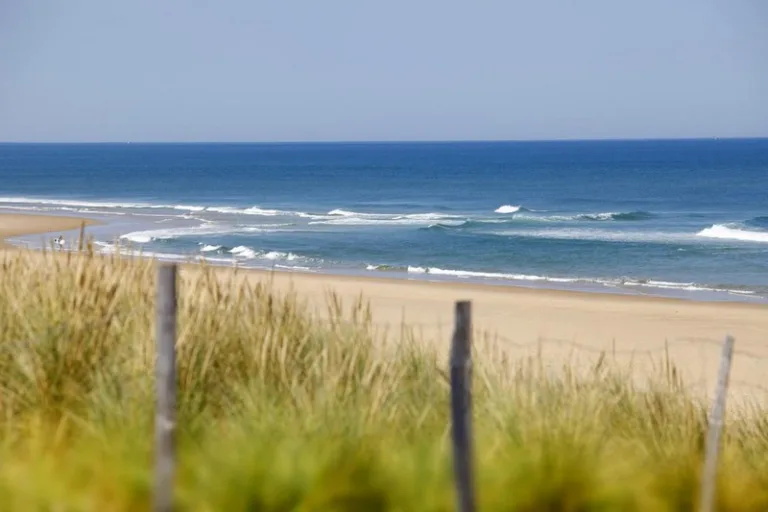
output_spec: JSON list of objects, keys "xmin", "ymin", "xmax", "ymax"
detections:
[{"xmin": 1, "ymin": 136, "xmax": 767, "ymax": 145}]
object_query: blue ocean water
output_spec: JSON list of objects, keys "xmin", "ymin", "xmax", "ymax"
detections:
[{"xmin": 1, "ymin": 140, "xmax": 767, "ymax": 302}]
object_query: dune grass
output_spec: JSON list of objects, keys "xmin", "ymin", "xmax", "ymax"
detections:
[{"xmin": 0, "ymin": 246, "xmax": 767, "ymax": 511}]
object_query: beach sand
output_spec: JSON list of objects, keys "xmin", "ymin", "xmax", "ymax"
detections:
[
  {"xmin": 0, "ymin": 213, "xmax": 96, "ymax": 249},
  {"xmin": 3, "ymin": 213, "xmax": 767, "ymax": 403},
  {"xmin": 236, "ymin": 268, "xmax": 768, "ymax": 403}
]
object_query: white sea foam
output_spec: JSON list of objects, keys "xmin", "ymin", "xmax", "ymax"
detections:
[
  {"xmin": 397, "ymin": 265, "xmax": 758, "ymax": 296},
  {"xmin": 584, "ymin": 212, "xmax": 623, "ymax": 221},
  {"xmin": 85, "ymin": 240, "xmax": 761, "ymax": 300},
  {"xmin": 242, "ymin": 207, "xmax": 284, "ymax": 216},
  {"xmin": 120, "ymin": 226, "xmax": 202, "ymax": 243},
  {"xmin": 506, "ymin": 210, "xmax": 653, "ymax": 223},
  {"xmin": 173, "ymin": 205, "xmax": 206, "ymax": 212},
  {"xmin": 121, "ymin": 233, "xmax": 154, "ymax": 244},
  {"xmin": 0, "ymin": 196, "xmax": 223, "ymax": 214},
  {"xmin": 93, "ymin": 241, "xmax": 195, "ymax": 261},
  {"xmin": 328, "ymin": 209, "xmax": 359, "ymax": 217},
  {"xmin": 328, "ymin": 208, "xmax": 459, "ymax": 219},
  {"xmin": 0, "ymin": 196, "xmax": 466, "ymax": 225},
  {"xmin": 617, "ymin": 278, "xmax": 756, "ymax": 295},
  {"xmin": 529, "ymin": 212, "xmax": 627, "ymax": 222},
  {"xmin": 263, "ymin": 251, "xmax": 300, "ymax": 261},
  {"xmin": 79, "ymin": 209, "xmax": 129, "ymax": 216},
  {"xmin": 229, "ymin": 246, "xmax": 258, "ymax": 258},
  {"xmin": 494, "ymin": 205, "xmax": 522, "ymax": 214},
  {"xmin": 401, "ymin": 213, "xmax": 463, "ymax": 222},
  {"xmin": 92, "ymin": 240, "xmax": 312, "ymax": 269},
  {"xmin": 119, "ymin": 222, "xmax": 290, "ymax": 243},
  {"xmin": 199, "ymin": 244, "xmax": 222, "ymax": 252},
  {"xmin": 313, "ymin": 209, "xmax": 462, "ymax": 226},
  {"xmin": 199, "ymin": 206, "xmax": 237, "ymax": 214},
  {"xmin": 696, "ymin": 224, "xmax": 768, "ymax": 243},
  {"xmin": 405, "ymin": 266, "xmax": 574, "ymax": 282},
  {"xmin": 228, "ymin": 246, "xmax": 303, "ymax": 262},
  {"xmin": 0, "ymin": 196, "xmax": 329, "ymax": 219},
  {"xmin": 205, "ymin": 205, "xmax": 330, "ymax": 219},
  {"xmin": 273, "ymin": 264, "xmax": 314, "ymax": 271},
  {"xmin": 326, "ymin": 209, "xmax": 394, "ymax": 220},
  {"xmin": 313, "ymin": 217, "xmax": 441, "ymax": 226}
]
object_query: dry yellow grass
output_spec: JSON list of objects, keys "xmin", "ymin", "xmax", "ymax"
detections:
[{"xmin": 0, "ymin": 245, "xmax": 767, "ymax": 511}]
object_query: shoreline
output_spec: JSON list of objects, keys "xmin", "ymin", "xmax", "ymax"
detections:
[
  {"xmin": 2, "ymin": 211, "xmax": 766, "ymax": 306},
  {"xmin": 267, "ymin": 265, "xmax": 768, "ymax": 305}
]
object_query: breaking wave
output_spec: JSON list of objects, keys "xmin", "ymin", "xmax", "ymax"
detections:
[
  {"xmin": 92, "ymin": 241, "xmax": 311, "ymax": 268},
  {"xmin": 494, "ymin": 204, "xmax": 523, "ymax": 214},
  {"xmin": 311, "ymin": 209, "xmax": 465, "ymax": 226},
  {"xmin": 119, "ymin": 223, "xmax": 292, "ymax": 243},
  {"xmin": 227, "ymin": 246, "xmax": 303, "ymax": 261},
  {"xmin": 696, "ymin": 224, "xmax": 768, "ymax": 243}
]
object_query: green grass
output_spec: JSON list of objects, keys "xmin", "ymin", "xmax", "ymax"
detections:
[{"xmin": 0, "ymin": 247, "xmax": 767, "ymax": 511}]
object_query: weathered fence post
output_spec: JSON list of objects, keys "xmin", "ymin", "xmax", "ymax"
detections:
[
  {"xmin": 154, "ymin": 263, "xmax": 178, "ymax": 512},
  {"xmin": 699, "ymin": 335, "xmax": 735, "ymax": 512},
  {"xmin": 450, "ymin": 300, "xmax": 476, "ymax": 512}
]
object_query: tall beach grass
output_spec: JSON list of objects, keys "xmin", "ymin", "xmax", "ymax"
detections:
[{"xmin": 0, "ymin": 246, "xmax": 767, "ymax": 510}]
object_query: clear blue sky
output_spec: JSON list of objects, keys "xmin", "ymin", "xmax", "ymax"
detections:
[{"xmin": 1, "ymin": 0, "xmax": 766, "ymax": 142}]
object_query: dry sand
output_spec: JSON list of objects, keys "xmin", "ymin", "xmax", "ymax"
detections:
[
  {"xmin": 3, "ymin": 213, "xmax": 767, "ymax": 403},
  {"xmin": 234, "ymin": 268, "xmax": 768, "ymax": 402}
]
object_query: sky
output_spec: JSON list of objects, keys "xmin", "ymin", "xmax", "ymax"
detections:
[{"xmin": 1, "ymin": 0, "xmax": 767, "ymax": 142}]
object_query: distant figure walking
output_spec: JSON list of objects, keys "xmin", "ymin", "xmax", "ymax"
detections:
[{"xmin": 53, "ymin": 235, "xmax": 66, "ymax": 250}]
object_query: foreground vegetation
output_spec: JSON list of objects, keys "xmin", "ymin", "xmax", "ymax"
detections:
[{"xmin": 0, "ymin": 247, "xmax": 767, "ymax": 511}]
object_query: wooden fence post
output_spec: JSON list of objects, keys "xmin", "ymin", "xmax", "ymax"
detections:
[
  {"xmin": 699, "ymin": 335, "xmax": 735, "ymax": 512},
  {"xmin": 154, "ymin": 263, "xmax": 178, "ymax": 512},
  {"xmin": 450, "ymin": 300, "xmax": 476, "ymax": 512}
]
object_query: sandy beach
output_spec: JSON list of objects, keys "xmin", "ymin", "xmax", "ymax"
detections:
[
  {"xmin": 239, "ymin": 267, "xmax": 768, "ymax": 401},
  {"xmin": 0, "ymin": 213, "xmax": 96, "ymax": 249},
  {"xmin": 3, "ymin": 212, "xmax": 767, "ymax": 402}
]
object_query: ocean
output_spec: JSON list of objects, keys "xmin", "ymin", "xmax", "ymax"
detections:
[{"xmin": 1, "ymin": 139, "xmax": 767, "ymax": 302}]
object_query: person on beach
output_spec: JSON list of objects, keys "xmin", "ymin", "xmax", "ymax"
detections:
[{"xmin": 54, "ymin": 235, "xmax": 65, "ymax": 250}]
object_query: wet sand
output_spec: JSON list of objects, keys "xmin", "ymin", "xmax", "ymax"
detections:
[{"xmin": 0, "ymin": 213, "xmax": 96, "ymax": 249}]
